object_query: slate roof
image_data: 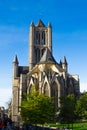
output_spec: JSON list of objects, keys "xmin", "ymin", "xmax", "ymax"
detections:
[
  {"xmin": 38, "ymin": 47, "xmax": 57, "ymax": 64},
  {"xmin": 18, "ymin": 66, "xmax": 29, "ymax": 76}
]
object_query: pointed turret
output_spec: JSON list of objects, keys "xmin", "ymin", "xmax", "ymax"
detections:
[
  {"xmin": 60, "ymin": 59, "xmax": 62, "ymax": 67},
  {"xmin": 30, "ymin": 21, "xmax": 34, "ymax": 27},
  {"xmin": 62, "ymin": 56, "xmax": 68, "ymax": 72},
  {"xmin": 48, "ymin": 22, "xmax": 52, "ymax": 28},
  {"xmin": 13, "ymin": 55, "xmax": 19, "ymax": 78},
  {"xmin": 13, "ymin": 55, "xmax": 19, "ymax": 64},
  {"xmin": 63, "ymin": 56, "xmax": 67, "ymax": 65}
]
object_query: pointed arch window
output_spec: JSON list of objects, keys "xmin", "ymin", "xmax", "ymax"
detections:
[
  {"xmin": 42, "ymin": 31, "xmax": 45, "ymax": 45},
  {"xmin": 36, "ymin": 31, "xmax": 38, "ymax": 44},
  {"xmin": 38, "ymin": 33, "xmax": 40, "ymax": 44},
  {"xmin": 36, "ymin": 31, "xmax": 40, "ymax": 44}
]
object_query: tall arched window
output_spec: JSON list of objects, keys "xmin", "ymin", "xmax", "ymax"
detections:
[
  {"xmin": 38, "ymin": 32, "xmax": 40, "ymax": 44},
  {"xmin": 42, "ymin": 31, "xmax": 45, "ymax": 45},
  {"xmin": 36, "ymin": 31, "xmax": 40, "ymax": 44},
  {"xmin": 36, "ymin": 31, "xmax": 38, "ymax": 44}
]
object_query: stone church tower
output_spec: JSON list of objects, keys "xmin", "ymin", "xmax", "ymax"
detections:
[
  {"xmin": 29, "ymin": 20, "xmax": 52, "ymax": 70},
  {"xmin": 12, "ymin": 20, "xmax": 80, "ymax": 122}
]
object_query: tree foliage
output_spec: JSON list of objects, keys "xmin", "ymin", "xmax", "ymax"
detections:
[
  {"xmin": 59, "ymin": 92, "xmax": 87, "ymax": 122},
  {"xmin": 59, "ymin": 94, "xmax": 76, "ymax": 123},
  {"xmin": 20, "ymin": 91, "xmax": 55, "ymax": 124},
  {"xmin": 75, "ymin": 92, "xmax": 87, "ymax": 119}
]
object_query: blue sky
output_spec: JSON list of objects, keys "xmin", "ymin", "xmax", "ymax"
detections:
[{"xmin": 0, "ymin": 0, "xmax": 87, "ymax": 108}]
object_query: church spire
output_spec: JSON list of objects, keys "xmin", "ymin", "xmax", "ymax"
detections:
[
  {"xmin": 48, "ymin": 22, "xmax": 52, "ymax": 27},
  {"xmin": 63, "ymin": 56, "xmax": 67, "ymax": 65},
  {"xmin": 13, "ymin": 54, "xmax": 19, "ymax": 64},
  {"xmin": 13, "ymin": 54, "xmax": 19, "ymax": 78},
  {"xmin": 30, "ymin": 21, "xmax": 34, "ymax": 26},
  {"xmin": 62, "ymin": 56, "xmax": 68, "ymax": 72},
  {"xmin": 60, "ymin": 59, "xmax": 62, "ymax": 67}
]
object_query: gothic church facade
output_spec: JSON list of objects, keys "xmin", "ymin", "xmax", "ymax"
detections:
[{"xmin": 12, "ymin": 20, "xmax": 80, "ymax": 122}]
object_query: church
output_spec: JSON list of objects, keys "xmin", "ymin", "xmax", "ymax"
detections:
[{"xmin": 12, "ymin": 20, "xmax": 80, "ymax": 122}]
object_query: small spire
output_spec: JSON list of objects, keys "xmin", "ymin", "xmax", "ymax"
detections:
[
  {"xmin": 48, "ymin": 22, "xmax": 52, "ymax": 27},
  {"xmin": 60, "ymin": 60, "xmax": 62, "ymax": 67},
  {"xmin": 13, "ymin": 55, "xmax": 19, "ymax": 64},
  {"xmin": 60, "ymin": 59, "xmax": 62, "ymax": 64},
  {"xmin": 30, "ymin": 21, "xmax": 34, "ymax": 26},
  {"xmin": 62, "ymin": 56, "xmax": 67, "ymax": 65}
]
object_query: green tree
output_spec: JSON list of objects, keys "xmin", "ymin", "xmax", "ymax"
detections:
[
  {"xmin": 75, "ymin": 92, "xmax": 87, "ymax": 119},
  {"xmin": 59, "ymin": 94, "xmax": 76, "ymax": 124},
  {"xmin": 20, "ymin": 91, "xmax": 55, "ymax": 125}
]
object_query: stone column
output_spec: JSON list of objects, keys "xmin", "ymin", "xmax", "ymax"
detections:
[
  {"xmin": 29, "ymin": 22, "xmax": 34, "ymax": 70},
  {"xmin": 48, "ymin": 23, "xmax": 52, "ymax": 52}
]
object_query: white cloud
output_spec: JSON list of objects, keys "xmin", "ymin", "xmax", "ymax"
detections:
[
  {"xmin": 0, "ymin": 88, "xmax": 12, "ymax": 108},
  {"xmin": 80, "ymin": 82, "xmax": 87, "ymax": 92}
]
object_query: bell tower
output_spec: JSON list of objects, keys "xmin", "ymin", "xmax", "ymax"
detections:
[{"xmin": 29, "ymin": 20, "xmax": 52, "ymax": 70}]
